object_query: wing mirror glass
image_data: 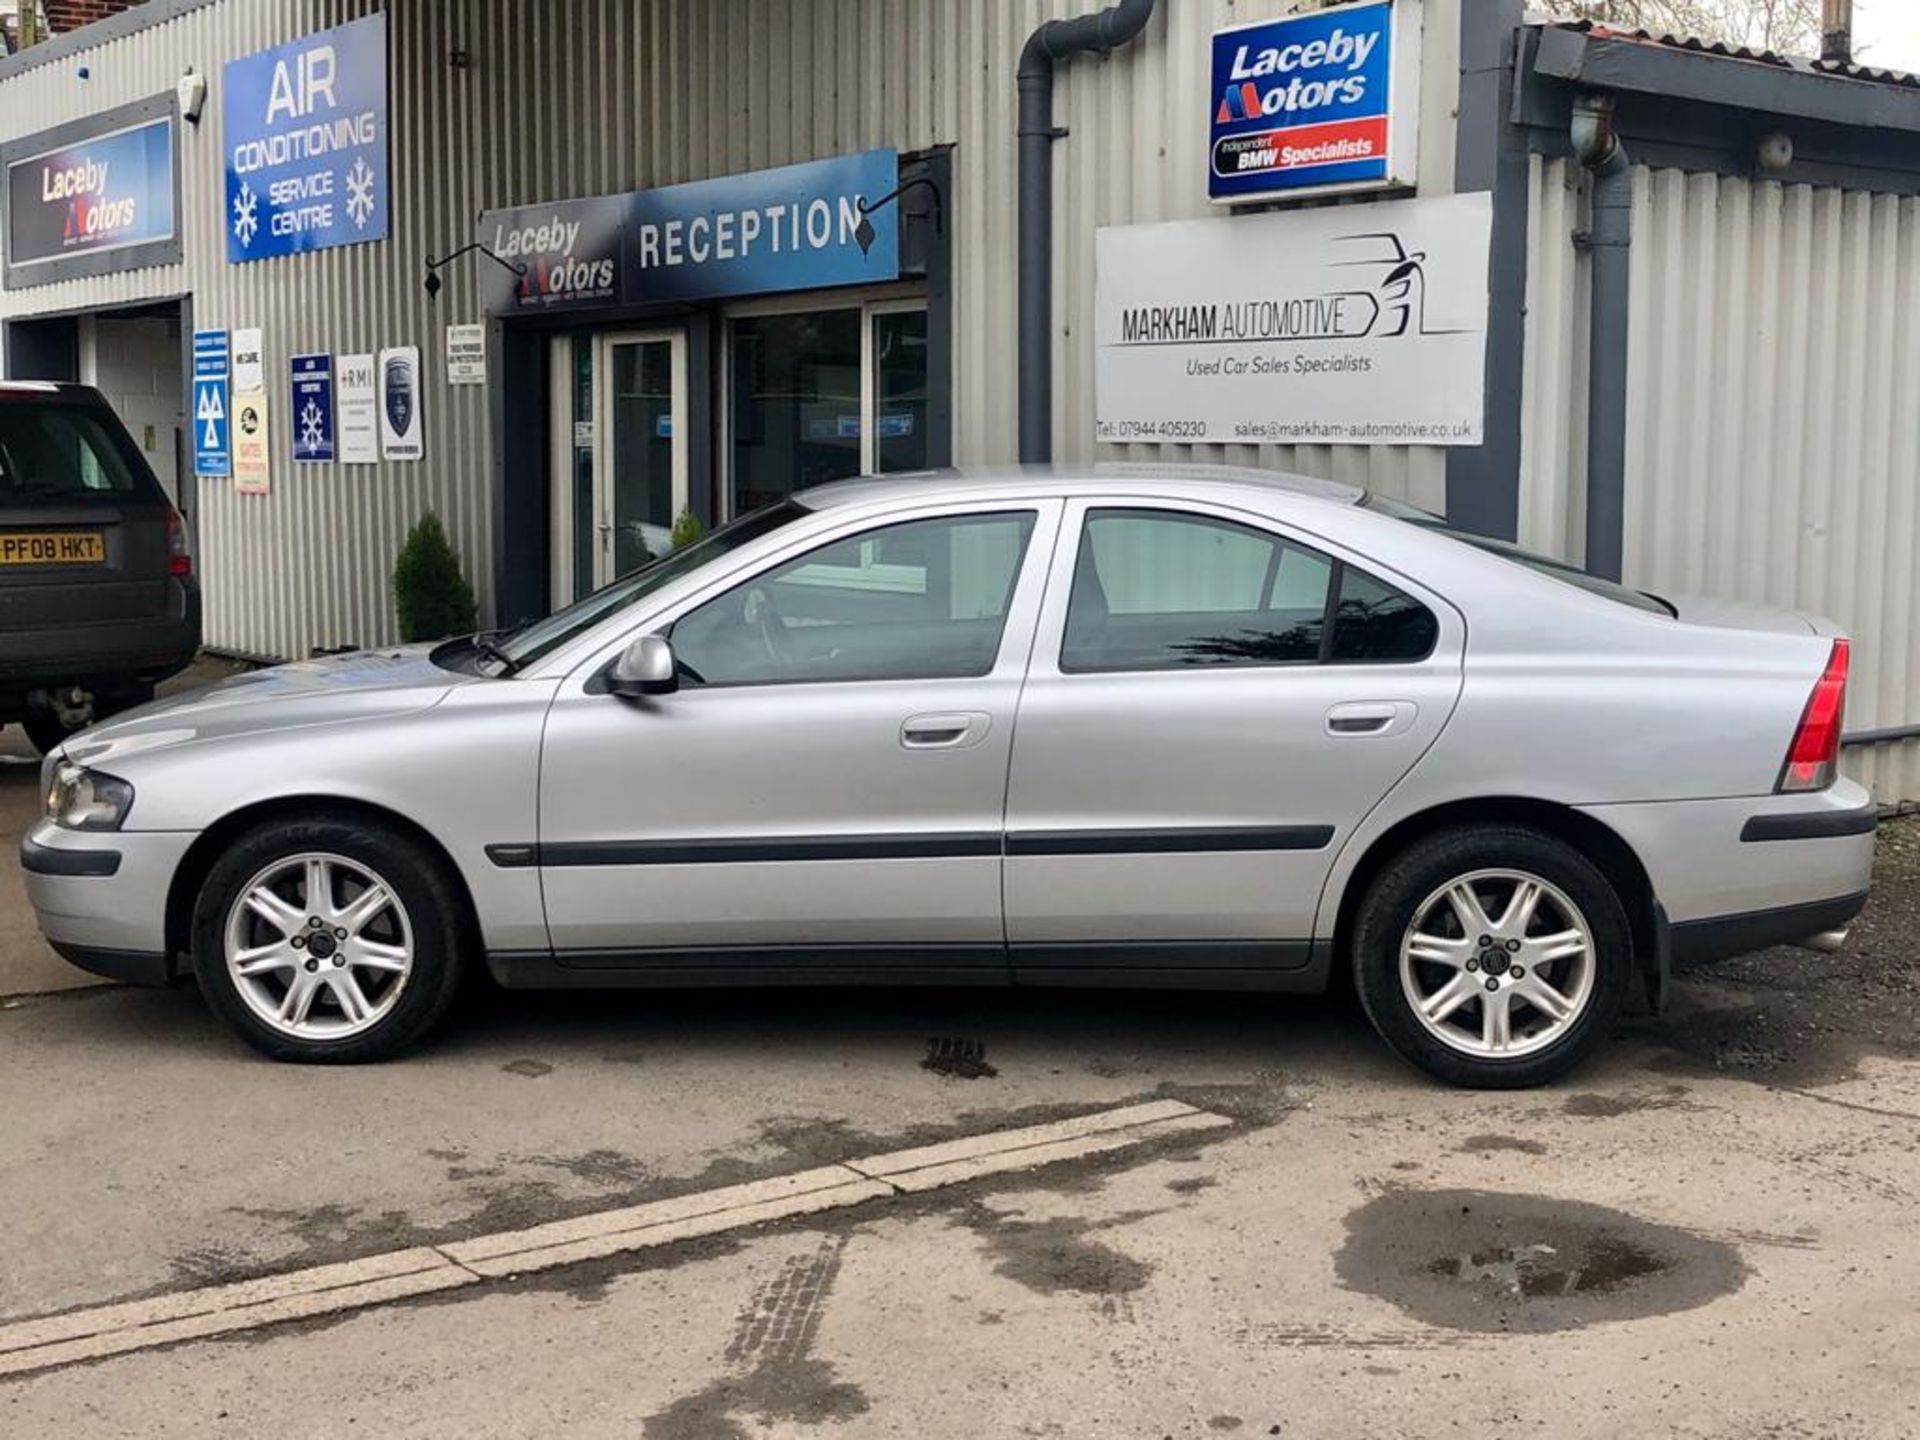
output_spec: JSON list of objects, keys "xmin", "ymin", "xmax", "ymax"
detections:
[{"xmin": 607, "ymin": 634, "xmax": 678, "ymax": 697}]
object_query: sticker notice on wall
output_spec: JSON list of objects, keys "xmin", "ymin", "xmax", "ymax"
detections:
[
  {"xmin": 290, "ymin": 353, "xmax": 334, "ymax": 462},
  {"xmin": 444, "ymin": 323, "xmax": 486, "ymax": 384},
  {"xmin": 232, "ymin": 327, "xmax": 264, "ymax": 392},
  {"xmin": 233, "ymin": 389, "xmax": 271, "ymax": 494},
  {"xmin": 377, "ymin": 346, "xmax": 422, "ymax": 461},
  {"xmin": 337, "ymin": 353, "xmax": 377, "ymax": 464}
]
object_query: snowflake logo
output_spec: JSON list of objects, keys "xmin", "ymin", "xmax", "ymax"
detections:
[
  {"xmin": 299, "ymin": 398, "xmax": 326, "ymax": 453},
  {"xmin": 345, "ymin": 158, "xmax": 376, "ymax": 229},
  {"xmin": 231, "ymin": 182, "xmax": 259, "ymax": 248}
]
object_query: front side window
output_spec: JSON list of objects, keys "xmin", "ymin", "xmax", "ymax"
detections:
[
  {"xmin": 1060, "ymin": 508, "xmax": 1435, "ymax": 673},
  {"xmin": 671, "ymin": 510, "xmax": 1036, "ymax": 687}
]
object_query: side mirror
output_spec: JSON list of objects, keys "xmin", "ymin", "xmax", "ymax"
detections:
[{"xmin": 607, "ymin": 634, "xmax": 678, "ymax": 698}]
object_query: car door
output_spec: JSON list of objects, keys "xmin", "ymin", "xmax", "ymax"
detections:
[
  {"xmin": 1004, "ymin": 497, "xmax": 1464, "ymax": 980},
  {"xmin": 534, "ymin": 499, "xmax": 1061, "ymax": 975}
]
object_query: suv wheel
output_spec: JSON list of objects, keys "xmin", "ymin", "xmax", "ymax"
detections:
[
  {"xmin": 1352, "ymin": 825, "xmax": 1631, "ymax": 1088},
  {"xmin": 191, "ymin": 815, "xmax": 468, "ymax": 1062}
]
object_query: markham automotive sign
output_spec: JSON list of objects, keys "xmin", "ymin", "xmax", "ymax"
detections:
[
  {"xmin": 478, "ymin": 150, "xmax": 900, "ymax": 313},
  {"xmin": 1095, "ymin": 193, "xmax": 1490, "ymax": 447},
  {"xmin": 1209, "ymin": 0, "xmax": 1421, "ymax": 203},
  {"xmin": 2, "ymin": 102, "xmax": 178, "ymax": 288},
  {"xmin": 223, "ymin": 13, "xmax": 389, "ymax": 262}
]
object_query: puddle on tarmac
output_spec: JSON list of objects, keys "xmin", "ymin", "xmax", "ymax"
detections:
[{"xmin": 1337, "ymin": 1189, "xmax": 1747, "ymax": 1333}]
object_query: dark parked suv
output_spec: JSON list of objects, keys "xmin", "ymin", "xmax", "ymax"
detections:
[{"xmin": 0, "ymin": 383, "xmax": 199, "ymax": 753}]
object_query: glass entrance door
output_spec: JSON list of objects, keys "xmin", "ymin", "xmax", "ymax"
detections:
[
  {"xmin": 553, "ymin": 330, "xmax": 689, "ymax": 605},
  {"xmin": 594, "ymin": 330, "xmax": 687, "ymax": 587}
]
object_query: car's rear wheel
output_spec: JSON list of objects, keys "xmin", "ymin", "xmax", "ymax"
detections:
[
  {"xmin": 190, "ymin": 815, "xmax": 467, "ymax": 1062},
  {"xmin": 1352, "ymin": 825, "xmax": 1631, "ymax": 1088}
]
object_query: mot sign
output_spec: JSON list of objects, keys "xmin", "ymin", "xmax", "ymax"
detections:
[
  {"xmin": 1209, "ymin": 0, "xmax": 1420, "ymax": 203},
  {"xmin": 223, "ymin": 13, "xmax": 389, "ymax": 263},
  {"xmin": 1094, "ymin": 192, "xmax": 1490, "ymax": 447}
]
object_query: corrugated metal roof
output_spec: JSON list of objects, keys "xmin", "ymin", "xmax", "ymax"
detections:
[{"xmin": 1537, "ymin": 17, "xmax": 1920, "ymax": 91}]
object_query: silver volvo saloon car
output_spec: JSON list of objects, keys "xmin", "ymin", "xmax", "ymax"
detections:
[{"xmin": 22, "ymin": 466, "xmax": 1874, "ymax": 1086}]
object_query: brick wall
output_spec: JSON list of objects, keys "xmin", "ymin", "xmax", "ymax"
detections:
[{"xmin": 44, "ymin": 0, "xmax": 142, "ymax": 34}]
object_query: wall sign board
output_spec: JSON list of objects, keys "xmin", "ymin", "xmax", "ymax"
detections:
[
  {"xmin": 1208, "ymin": 0, "xmax": 1421, "ymax": 203},
  {"xmin": 478, "ymin": 149, "xmax": 900, "ymax": 313},
  {"xmin": 2, "ymin": 97, "xmax": 180, "ymax": 288},
  {"xmin": 192, "ymin": 330, "xmax": 231, "ymax": 478},
  {"xmin": 223, "ymin": 12, "xmax": 389, "ymax": 262},
  {"xmin": 291, "ymin": 354, "xmax": 335, "ymax": 462},
  {"xmin": 1095, "ymin": 192, "xmax": 1490, "ymax": 446}
]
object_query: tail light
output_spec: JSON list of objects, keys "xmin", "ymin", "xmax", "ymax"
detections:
[
  {"xmin": 1778, "ymin": 638, "xmax": 1849, "ymax": 793},
  {"xmin": 165, "ymin": 507, "xmax": 192, "ymax": 579}
]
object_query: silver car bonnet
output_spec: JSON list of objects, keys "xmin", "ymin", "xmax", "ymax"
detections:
[{"xmin": 61, "ymin": 645, "xmax": 467, "ymax": 770}]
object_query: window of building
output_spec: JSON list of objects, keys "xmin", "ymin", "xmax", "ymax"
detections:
[
  {"xmin": 670, "ymin": 510, "xmax": 1035, "ymax": 687},
  {"xmin": 725, "ymin": 296, "xmax": 928, "ymax": 518},
  {"xmin": 1059, "ymin": 508, "xmax": 1435, "ymax": 673}
]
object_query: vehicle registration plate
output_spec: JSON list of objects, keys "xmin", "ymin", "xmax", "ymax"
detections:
[{"xmin": 0, "ymin": 531, "xmax": 105, "ymax": 565}]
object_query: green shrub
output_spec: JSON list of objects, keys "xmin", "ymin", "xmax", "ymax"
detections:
[
  {"xmin": 670, "ymin": 507, "xmax": 704, "ymax": 550},
  {"xmin": 392, "ymin": 511, "xmax": 478, "ymax": 642}
]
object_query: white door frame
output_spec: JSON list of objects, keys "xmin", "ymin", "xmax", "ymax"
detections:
[{"xmin": 591, "ymin": 328, "xmax": 689, "ymax": 590}]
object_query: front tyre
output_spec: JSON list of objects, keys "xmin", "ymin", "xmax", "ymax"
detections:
[
  {"xmin": 1352, "ymin": 825, "xmax": 1631, "ymax": 1088},
  {"xmin": 191, "ymin": 816, "xmax": 468, "ymax": 1062}
]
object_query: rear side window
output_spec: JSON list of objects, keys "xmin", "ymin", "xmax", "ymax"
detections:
[
  {"xmin": 0, "ymin": 404, "xmax": 148, "ymax": 505},
  {"xmin": 1060, "ymin": 508, "xmax": 1436, "ymax": 673}
]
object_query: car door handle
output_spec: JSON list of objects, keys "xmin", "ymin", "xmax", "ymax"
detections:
[
  {"xmin": 902, "ymin": 712, "xmax": 991, "ymax": 750},
  {"xmin": 1326, "ymin": 701, "xmax": 1416, "ymax": 737}
]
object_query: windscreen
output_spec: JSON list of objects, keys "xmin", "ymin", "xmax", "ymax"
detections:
[
  {"xmin": 0, "ymin": 402, "xmax": 152, "ymax": 506},
  {"xmin": 495, "ymin": 500, "xmax": 809, "ymax": 669}
]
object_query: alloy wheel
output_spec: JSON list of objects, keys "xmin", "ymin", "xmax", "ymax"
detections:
[
  {"xmin": 222, "ymin": 852, "xmax": 415, "ymax": 1041},
  {"xmin": 1397, "ymin": 867, "xmax": 1597, "ymax": 1059}
]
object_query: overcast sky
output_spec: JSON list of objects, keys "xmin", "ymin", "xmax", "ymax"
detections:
[{"xmin": 1854, "ymin": 1, "xmax": 1920, "ymax": 71}]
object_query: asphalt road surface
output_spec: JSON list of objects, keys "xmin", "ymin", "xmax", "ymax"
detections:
[{"xmin": 5, "ymin": 698, "xmax": 1919, "ymax": 1438}]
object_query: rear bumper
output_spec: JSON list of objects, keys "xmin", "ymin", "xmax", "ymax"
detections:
[
  {"xmin": 1666, "ymin": 888, "xmax": 1870, "ymax": 969},
  {"xmin": 0, "ymin": 590, "xmax": 200, "ymax": 698}
]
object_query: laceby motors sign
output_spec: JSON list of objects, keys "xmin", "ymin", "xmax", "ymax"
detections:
[
  {"xmin": 223, "ymin": 13, "xmax": 389, "ymax": 263},
  {"xmin": 479, "ymin": 150, "xmax": 900, "ymax": 313},
  {"xmin": 1208, "ymin": 0, "xmax": 1421, "ymax": 203},
  {"xmin": 1095, "ymin": 192, "xmax": 1491, "ymax": 446},
  {"xmin": 2, "ymin": 103, "xmax": 178, "ymax": 289}
]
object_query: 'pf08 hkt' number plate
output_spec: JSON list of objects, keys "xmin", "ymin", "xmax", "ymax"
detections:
[{"xmin": 0, "ymin": 531, "xmax": 105, "ymax": 565}]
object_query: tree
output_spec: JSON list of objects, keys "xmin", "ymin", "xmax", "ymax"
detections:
[
  {"xmin": 391, "ymin": 511, "xmax": 478, "ymax": 642},
  {"xmin": 1539, "ymin": 0, "xmax": 1822, "ymax": 54}
]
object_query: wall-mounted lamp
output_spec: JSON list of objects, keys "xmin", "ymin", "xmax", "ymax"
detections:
[
  {"xmin": 853, "ymin": 176, "xmax": 945, "ymax": 256},
  {"xmin": 1756, "ymin": 131, "xmax": 1795, "ymax": 175},
  {"xmin": 177, "ymin": 67, "xmax": 207, "ymax": 124},
  {"xmin": 422, "ymin": 240, "xmax": 527, "ymax": 300}
]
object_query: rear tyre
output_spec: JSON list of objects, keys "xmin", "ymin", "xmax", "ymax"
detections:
[
  {"xmin": 190, "ymin": 814, "xmax": 469, "ymax": 1063},
  {"xmin": 1352, "ymin": 825, "xmax": 1631, "ymax": 1088}
]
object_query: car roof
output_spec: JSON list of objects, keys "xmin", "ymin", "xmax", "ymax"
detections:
[
  {"xmin": 0, "ymin": 381, "xmax": 107, "ymax": 405},
  {"xmin": 795, "ymin": 463, "xmax": 1365, "ymax": 511}
]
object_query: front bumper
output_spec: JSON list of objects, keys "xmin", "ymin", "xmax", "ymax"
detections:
[{"xmin": 20, "ymin": 820, "xmax": 194, "ymax": 980}]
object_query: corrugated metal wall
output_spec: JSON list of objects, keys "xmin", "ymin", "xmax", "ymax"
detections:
[
  {"xmin": 1521, "ymin": 158, "xmax": 1920, "ymax": 800},
  {"xmin": 0, "ymin": 0, "xmax": 1463, "ymax": 659}
]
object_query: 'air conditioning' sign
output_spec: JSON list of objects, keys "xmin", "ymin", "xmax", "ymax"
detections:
[{"xmin": 1208, "ymin": 0, "xmax": 1422, "ymax": 204}]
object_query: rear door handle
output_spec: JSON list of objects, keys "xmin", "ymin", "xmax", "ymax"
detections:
[
  {"xmin": 902, "ymin": 711, "xmax": 991, "ymax": 750},
  {"xmin": 1326, "ymin": 701, "xmax": 1416, "ymax": 737}
]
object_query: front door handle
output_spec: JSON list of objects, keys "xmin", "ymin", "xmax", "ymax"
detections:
[
  {"xmin": 902, "ymin": 712, "xmax": 991, "ymax": 750},
  {"xmin": 1326, "ymin": 701, "xmax": 1416, "ymax": 737}
]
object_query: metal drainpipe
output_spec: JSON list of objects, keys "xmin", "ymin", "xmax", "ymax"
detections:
[
  {"xmin": 1017, "ymin": 0, "xmax": 1158, "ymax": 464},
  {"xmin": 1572, "ymin": 93, "xmax": 1631, "ymax": 582}
]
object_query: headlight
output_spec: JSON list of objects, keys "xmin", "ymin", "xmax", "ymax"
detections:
[{"xmin": 45, "ymin": 761, "xmax": 135, "ymax": 832}]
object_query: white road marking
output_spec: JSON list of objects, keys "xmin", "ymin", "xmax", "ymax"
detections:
[{"xmin": 0, "ymin": 1099, "xmax": 1227, "ymax": 1377}]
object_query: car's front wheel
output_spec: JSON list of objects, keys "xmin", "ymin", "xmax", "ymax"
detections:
[
  {"xmin": 190, "ymin": 814, "xmax": 468, "ymax": 1062},
  {"xmin": 1351, "ymin": 825, "xmax": 1632, "ymax": 1088}
]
